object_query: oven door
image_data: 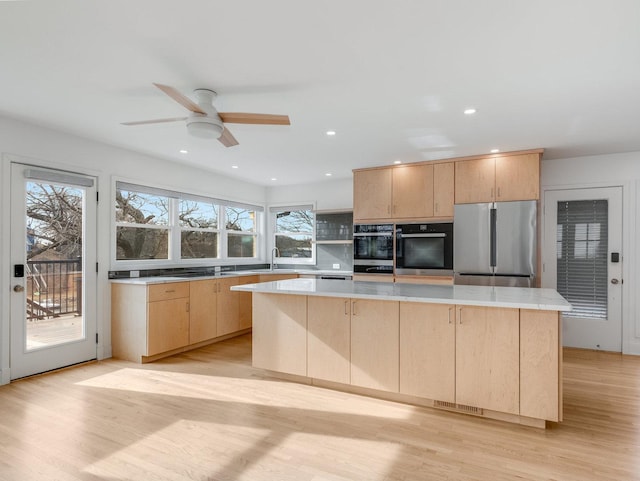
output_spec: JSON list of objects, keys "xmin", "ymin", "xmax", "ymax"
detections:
[
  {"xmin": 353, "ymin": 233, "xmax": 393, "ymax": 261},
  {"xmin": 396, "ymin": 233, "xmax": 453, "ymax": 276}
]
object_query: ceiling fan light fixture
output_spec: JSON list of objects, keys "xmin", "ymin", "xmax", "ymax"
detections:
[{"xmin": 186, "ymin": 116, "xmax": 224, "ymax": 139}]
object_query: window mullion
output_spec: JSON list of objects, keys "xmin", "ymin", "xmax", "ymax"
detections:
[{"xmin": 169, "ymin": 198, "xmax": 180, "ymax": 261}]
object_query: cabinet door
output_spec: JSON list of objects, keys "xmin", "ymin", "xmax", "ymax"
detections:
[
  {"xmin": 454, "ymin": 158, "xmax": 496, "ymax": 204},
  {"xmin": 455, "ymin": 306, "xmax": 519, "ymax": 414},
  {"xmin": 392, "ymin": 164, "xmax": 434, "ymax": 219},
  {"xmin": 307, "ymin": 296, "xmax": 351, "ymax": 384},
  {"xmin": 520, "ymin": 309, "xmax": 561, "ymax": 421},
  {"xmin": 350, "ymin": 299, "xmax": 399, "ymax": 392},
  {"xmin": 216, "ymin": 277, "xmax": 242, "ymax": 337},
  {"xmin": 433, "ymin": 162, "xmax": 455, "ymax": 217},
  {"xmin": 495, "ymin": 153, "xmax": 540, "ymax": 201},
  {"xmin": 252, "ymin": 293, "xmax": 307, "ymax": 376},
  {"xmin": 147, "ymin": 298, "xmax": 190, "ymax": 356},
  {"xmin": 189, "ymin": 280, "xmax": 218, "ymax": 344},
  {"xmin": 399, "ymin": 302, "xmax": 455, "ymax": 402},
  {"xmin": 353, "ymin": 169, "xmax": 392, "ymax": 221},
  {"xmin": 238, "ymin": 275, "xmax": 259, "ymax": 330}
]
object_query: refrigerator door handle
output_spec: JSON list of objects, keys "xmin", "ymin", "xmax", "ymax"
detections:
[{"xmin": 490, "ymin": 207, "xmax": 497, "ymax": 267}]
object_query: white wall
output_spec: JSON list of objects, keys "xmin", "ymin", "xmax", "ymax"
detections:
[
  {"xmin": 0, "ymin": 116, "xmax": 268, "ymax": 383},
  {"xmin": 541, "ymin": 151, "xmax": 640, "ymax": 355},
  {"xmin": 266, "ymin": 177, "xmax": 353, "ymax": 212}
]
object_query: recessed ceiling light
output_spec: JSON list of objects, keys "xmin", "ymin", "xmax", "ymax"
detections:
[
  {"xmin": 463, "ymin": 108, "xmax": 477, "ymax": 115},
  {"xmin": 271, "ymin": 177, "xmax": 277, "ymax": 181},
  {"xmin": 393, "ymin": 160, "xmax": 402, "ymax": 164},
  {"xmin": 179, "ymin": 149, "xmax": 188, "ymax": 154},
  {"xmin": 231, "ymin": 165, "xmax": 239, "ymax": 169},
  {"xmin": 490, "ymin": 149, "xmax": 500, "ymax": 153},
  {"xmin": 326, "ymin": 130, "xmax": 336, "ymax": 136},
  {"xmin": 325, "ymin": 173, "xmax": 332, "ymax": 177}
]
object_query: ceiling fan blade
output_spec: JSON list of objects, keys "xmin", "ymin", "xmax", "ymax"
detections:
[
  {"xmin": 218, "ymin": 112, "xmax": 290, "ymax": 125},
  {"xmin": 218, "ymin": 127, "xmax": 239, "ymax": 147},
  {"xmin": 121, "ymin": 117, "xmax": 187, "ymax": 126},
  {"xmin": 153, "ymin": 83, "xmax": 206, "ymax": 114}
]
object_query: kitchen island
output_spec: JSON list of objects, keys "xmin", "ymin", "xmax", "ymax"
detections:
[{"xmin": 232, "ymin": 278, "xmax": 571, "ymax": 428}]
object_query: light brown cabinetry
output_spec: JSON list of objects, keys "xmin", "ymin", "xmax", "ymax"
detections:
[
  {"xmin": 112, "ymin": 282, "xmax": 190, "ymax": 362},
  {"xmin": 353, "ymin": 168, "xmax": 393, "ymax": 221},
  {"xmin": 399, "ymin": 302, "xmax": 455, "ymax": 402},
  {"xmin": 217, "ymin": 275, "xmax": 259, "ymax": 337},
  {"xmin": 454, "ymin": 153, "xmax": 540, "ymax": 204},
  {"xmin": 520, "ymin": 309, "xmax": 562, "ymax": 421},
  {"xmin": 350, "ymin": 299, "xmax": 400, "ymax": 392},
  {"xmin": 392, "ymin": 164, "xmax": 434, "ymax": 218},
  {"xmin": 252, "ymin": 293, "xmax": 308, "ymax": 376},
  {"xmin": 189, "ymin": 279, "xmax": 218, "ymax": 344},
  {"xmin": 353, "ymin": 162, "xmax": 455, "ymax": 222},
  {"xmin": 307, "ymin": 296, "xmax": 351, "ymax": 384},
  {"xmin": 455, "ymin": 305, "xmax": 520, "ymax": 414}
]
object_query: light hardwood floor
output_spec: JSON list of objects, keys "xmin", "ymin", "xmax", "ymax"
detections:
[{"xmin": 0, "ymin": 335, "xmax": 639, "ymax": 480}]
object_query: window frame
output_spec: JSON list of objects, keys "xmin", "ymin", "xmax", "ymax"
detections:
[
  {"xmin": 269, "ymin": 203, "xmax": 316, "ymax": 266},
  {"xmin": 111, "ymin": 179, "xmax": 264, "ymax": 269}
]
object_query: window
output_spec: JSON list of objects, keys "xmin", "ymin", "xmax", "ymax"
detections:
[
  {"xmin": 116, "ymin": 189, "xmax": 170, "ymax": 260},
  {"xmin": 226, "ymin": 207, "xmax": 257, "ymax": 258},
  {"xmin": 271, "ymin": 205, "xmax": 314, "ymax": 263},
  {"xmin": 556, "ymin": 200, "xmax": 608, "ymax": 319},
  {"xmin": 179, "ymin": 199, "xmax": 219, "ymax": 259},
  {"xmin": 114, "ymin": 181, "xmax": 263, "ymax": 264}
]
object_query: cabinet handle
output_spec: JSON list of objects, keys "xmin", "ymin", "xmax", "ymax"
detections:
[
  {"xmin": 165, "ymin": 289, "xmax": 175, "ymax": 293},
  {"xmin": 497, "ymin": 187, "xmax": 501, "ymax": 198},
  {"xmin": 458, "ymin": 306, "xmax": 463, "ymax": 324},
  {"xmin": 344, "ymin": 300, "xmax": 349, "ymax": 315},
  {"xmin": 490, "ymin": 187, "xmax": 494, "ymax": 199},
  {"xmin": 186, "ymin": 302, "xmax": 190, "ymax": 313},
  {"xmin": 435, "ymin": 202, "xmax": 439, "ymax": 214},
  {"xmin": 448, "ymin": 307, "xmax": 452, "ymax": 324},
  {"xmin": 352, "ymin": 300, "xmax": 357, "ymax": 316}
]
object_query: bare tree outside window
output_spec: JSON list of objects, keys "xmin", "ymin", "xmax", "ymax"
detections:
[
  {"xmin": 275, "ymin": 209, "xmax": 314, "ymax": 258},
  {"xmin": 115, "ymin": 190, "xmax": 169, "ymax": 260}
]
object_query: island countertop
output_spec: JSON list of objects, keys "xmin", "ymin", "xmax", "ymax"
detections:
[{"xmin": 232, "ymin": 278, "xmax": 572, "ymax": 311}]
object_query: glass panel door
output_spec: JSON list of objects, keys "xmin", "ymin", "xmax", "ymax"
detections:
[{"xmin": 10, "ymin": 164, "xmax": 97, "ymax": 379}]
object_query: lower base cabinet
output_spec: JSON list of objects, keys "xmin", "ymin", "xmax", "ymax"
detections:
[
  {"xmin": 251, "ymin": 293, "xmax": 562, "ymax": 425},
  {"xmin": 252, "ymin": 293, "xmax": 308, "ymax": 376},
  {"xmin": 399, "ymin": 302, "xmax": 455, "ymax": 403},
  {"xmin": 307, "ymin": 296, "xmax": 351, "ymax": 384},
  {"xmin": 350, "ymin": 299, "xmax": 399, "ymax": 392},
  {"xmin": 455, "ymin": 305, "xmax": 520, "ymax": 415}
]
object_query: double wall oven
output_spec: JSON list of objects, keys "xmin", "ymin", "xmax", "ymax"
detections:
[
  {"xmin": 395, "ymin": 222, "xmax": 454, "ymax": 276},
  {"xmin": 353, "ymin": 224, "xmax": 394, "ymax": 276}
]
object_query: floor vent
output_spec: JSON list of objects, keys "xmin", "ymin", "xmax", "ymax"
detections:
[{"xmin": 434, "ymin": 400, "xmax": 483, "ymax": 415}]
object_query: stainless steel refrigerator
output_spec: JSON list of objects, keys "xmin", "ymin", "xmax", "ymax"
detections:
[{"xmin": 453, "ymin": 200, "xmax": 536, "ymax": 287}]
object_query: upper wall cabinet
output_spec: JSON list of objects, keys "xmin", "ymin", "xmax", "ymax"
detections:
[
  {"xmin": 353, "ymin": 162, "xmax": 455, "ymax": 222},
  {"xmin": 455, "ymin": 153, "xmax": 540, "ymax": 204},
  {"xmin": 353, "ymin": 168, "xmax": 393, "ymax": 221}
]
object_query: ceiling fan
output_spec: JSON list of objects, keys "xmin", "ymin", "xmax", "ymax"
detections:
[{"xmin": 121, "ymin": 83, "xmax": 290, "ymax": 147}]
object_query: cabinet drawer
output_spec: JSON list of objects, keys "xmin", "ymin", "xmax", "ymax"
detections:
[{"xmin": 148, "ymin": 282, "xmax": 189, "ymax": 302}]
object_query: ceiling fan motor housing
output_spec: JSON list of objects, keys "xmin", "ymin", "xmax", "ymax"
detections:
[
  {"xmin": 186, "ymin": 115, "xmax": 224, "ymax": 139},
  {"xmin": 186, "ymin": 89, "xmax": 224, "ymax": 138}
]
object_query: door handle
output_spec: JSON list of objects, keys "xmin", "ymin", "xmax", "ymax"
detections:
[
  {"xmin": 611, "ymin": 278, "xmax": 620, "ymax": 285},
  {"xmin": 13, "ymin": 285, "xmax": 25, "ymax": 292}
]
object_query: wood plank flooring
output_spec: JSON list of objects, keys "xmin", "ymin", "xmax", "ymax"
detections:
[{"xmin": 0, "ymin": 335, "xmax": 639, "ymax": 480}]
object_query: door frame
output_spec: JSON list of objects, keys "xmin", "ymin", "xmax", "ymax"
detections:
[
  {"xmin": 1, "ymin": 153, "xmax": 105, "ymax": 384},
  {"xmin": 541, "ymin": 181, "xmax": 635, "ymax": 354}
]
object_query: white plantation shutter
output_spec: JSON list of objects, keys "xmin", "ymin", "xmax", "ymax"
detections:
[{"xmin": 556, "ymin": 200, "xmax": 608, "ymax": 319}]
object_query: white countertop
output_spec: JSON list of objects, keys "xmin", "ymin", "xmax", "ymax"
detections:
[
  {"xmin": 110, "ymin": 269, "xmax": 353, "ymax": 285},
  {"xmin": 231, "ymin": 278, "xmax": 572, "ymax": 311}
]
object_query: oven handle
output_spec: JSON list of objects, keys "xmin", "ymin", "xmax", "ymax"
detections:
[
  {"xmin": 353, "ymin": 232, "xmax": 393, "ymax": 237},
  {"xmin": 399, "ymin": 233, "xmax": 446, "ymax": 238}
]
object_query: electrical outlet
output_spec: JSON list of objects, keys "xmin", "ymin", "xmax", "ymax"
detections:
[
  {"xmin": 332, "ymin": 263, "xmax": 340, "ymax": 269},
  {"xmin": 130, "ymin": 270, "xmax": 140, "ymax": 278}
]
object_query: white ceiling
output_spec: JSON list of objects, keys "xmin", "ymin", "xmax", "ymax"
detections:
[{"xmin": 1, "ymin": 1, "xmax": 639, "ymax": 186}]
